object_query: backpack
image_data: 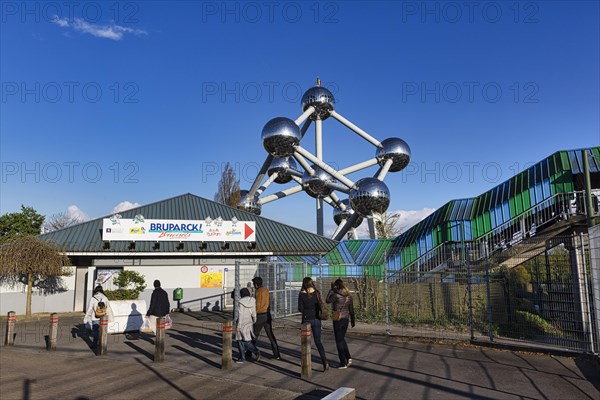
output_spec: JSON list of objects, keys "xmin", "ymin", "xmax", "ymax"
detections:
[{"xmin": 94, "ymin": 296, "xmax": 107, "ymax": 318}]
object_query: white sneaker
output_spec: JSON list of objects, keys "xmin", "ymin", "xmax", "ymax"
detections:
[{"xmin": 347, "ymin": 359, "xmax": 352, "ymax": 367}]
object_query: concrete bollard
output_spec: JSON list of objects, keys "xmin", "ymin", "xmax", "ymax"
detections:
[
  {"xmin": 97, "ymin": 315, "xmax": 108, "ymax": 356},
  {"xmin": 301, "ymin": 323, "xmax": 312, "ymax": 379},
  {"xmin": 47, "ymin": 313, "xmax": 59, "ymax": 351},
  {"xmin": 322, "ymin": 387, "xmax": 356, "ymax": 400},
  {"xmin": 221, "ymin": 320, "xmax": 233, "ymax": 370},
  {"xmin": 5, "ymin": 311, "xmax": 16, "ymax": 346},
  {"xmin": 154, "ymin": 316, "xmax": 165, "ymax": 363}
]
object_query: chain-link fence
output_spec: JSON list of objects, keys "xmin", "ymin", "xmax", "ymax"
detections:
[
  {"xmin": 383, "ymin": 231, "xmax": 599, "ymax": 353},
  {"xmin": 225, "ymin": 227, "xmax": 599, "ymax": 354}
]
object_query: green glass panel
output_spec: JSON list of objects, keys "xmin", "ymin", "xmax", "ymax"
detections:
[
  {"xmin": 522, "ymin": 188, "xmax": 531, "ymax": 210},
  {"xmin": 509, "ymin": 196, "xmax": 517, "ymax": 218},
  {"xmin": 483, "ymin": 211, "xmax": 492, "ymax": 233}
]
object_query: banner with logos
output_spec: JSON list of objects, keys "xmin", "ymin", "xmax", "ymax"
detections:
[{"xmin": 102, "ymin": 215, "xmax": 256, "ymax": 242}]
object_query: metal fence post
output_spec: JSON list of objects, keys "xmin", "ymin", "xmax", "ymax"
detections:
[
  {"xmin": 463, "ymin": 221, "xmax": 475, "ymax": 340},
  {"xmin": 384, "ymin": 251, "xmax": 390, "ymax": 335},
  {"xmin": 234, "ymin": 261, "xmax": 240, "ymax": 326},
  {"xmin": 5, "ymin": 311, "xmax": 16, "ymax": 346},
  {"xmin": 485, "ymin": 251, "xmax": 494, "ymax": 342},
  {"xmin": 318, "ymin": 256, "xmax": 323, "ymax": 294},
  {"xmin": 580, "ymin": 232, "xmax": 595, "ymax": 353}
]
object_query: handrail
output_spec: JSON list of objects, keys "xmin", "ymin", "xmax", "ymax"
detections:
[{"xmin": 387, "ymin": 191, "xmax": 589, "ymax": 276}]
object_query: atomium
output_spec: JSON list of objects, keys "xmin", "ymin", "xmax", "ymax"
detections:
[
  {"xmin": 238, "ymin": 190, "xmax": 262, "ymax": 215},
  {"xmin": 268, "ymin": 157, "xmax": 299, "ymax": 184},
  {"xmin": 261, "ymin": 117, "xmax": 301, "ymax": 157},
  {"xmin": 333, "ymin": 199, "xmax": 364, "ymax": 228},
  {"xmin": 302, "ymin": 166, "xmax": 336, "ymax": 198},
  {"xmin": 376, "ymin": 137, "xmax": 411, "ymax": 172},
  {"xmin": 349, "ymin": 177, "xmax": 390, "ymax": 217},
  {"xmin": 301, "ymin": 86, "xmax": 335, "ymax": 120},
  {"xmin": 243, "ymin": 80, "xmax": 410, "ymax": 240}
]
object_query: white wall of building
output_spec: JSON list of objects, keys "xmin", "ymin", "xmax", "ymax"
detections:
[
  {"xmin": 1, "ymin": 258, "xmax": 262, "ymax": 316},
  {"xmin": 0, "ymin": 267, "xmax": 77, "ymax": 315},
  {"xmin": 83, "ymin": 262, "xmax": 259, "ymax": 314}
]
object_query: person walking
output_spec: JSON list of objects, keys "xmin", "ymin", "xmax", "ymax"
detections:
[
  {"xmin": 146, "ymin": 280, "xmax": 170, "ymax": 334},
  {"xmin": 83, "ymin": 285, "xmax": 113, "ymax": 349},
  {"xmin": 326, "ymin": 279, "xmax": 355, "ymax": 369},
  {"xmin": 298, "ymin": 277, "xmax": 329, "ymax": 372},
  {"xmin": 251, "ymin": 276, "xmax": 281, "ymax": 360},
  {"xmin": 235, "ymin": 288, "xmax": 261, "ymax": 363}
]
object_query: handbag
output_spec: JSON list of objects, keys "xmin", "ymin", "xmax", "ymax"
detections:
[
  {"xmin": 331, "ymin": 310, "xmax": 341, "ymax": 321},
  {"xmin": 316, "ymin": 291, "xmax": 329, "ymax": 320}
]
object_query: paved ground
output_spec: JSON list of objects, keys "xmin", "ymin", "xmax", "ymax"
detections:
[{"xmin": 1, "ymin": 311, "xmax": 599, "ymax": 400}]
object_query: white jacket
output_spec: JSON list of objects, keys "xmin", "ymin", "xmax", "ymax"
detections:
[
  {"xmin": 83, "ymin": 292, "xmax": 114, "ymax": 329},
  {"xmin": 235, "ymin": 296, "xmax": 256, "ymax": 341}
]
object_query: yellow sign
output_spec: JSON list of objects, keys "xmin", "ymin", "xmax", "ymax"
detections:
[{"xmin": 201, "ymin": 271, "xmax": 223, "ymax": 288}]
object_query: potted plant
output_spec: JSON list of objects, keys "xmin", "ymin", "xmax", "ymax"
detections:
[{"xmin": 104, "ymin": 271, "xmax": 147, "ymax": 334}]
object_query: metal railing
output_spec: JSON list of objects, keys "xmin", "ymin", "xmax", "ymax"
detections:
[{"xmin": 389, "ymin": 191, "xmax": 591, "ymax": 280}]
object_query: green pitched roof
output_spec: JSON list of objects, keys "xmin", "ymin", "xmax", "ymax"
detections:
[{"xmin": 41, "ymin": 193, "xmax": 337, "ymax": 255}]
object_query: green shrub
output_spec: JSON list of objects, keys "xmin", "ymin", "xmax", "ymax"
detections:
[
  {"xmin": 514, "ymin": 310, "xmax": 561, "ymax": 336},
  {"xmin": 105, "ymin": 270, "xmax": 146, "ymax": 300}
]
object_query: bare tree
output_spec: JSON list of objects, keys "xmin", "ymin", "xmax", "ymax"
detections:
[
  {"xmin": 214, "ymin": 162, "xmax": 241, "ymax": 207},
  {"xmin": 43, "ymin": 212, "xmax": 83, "ymax": 232},
  {"xmin": 0, "ymin": 236, "xmax": 71, "ymax": 316},
  {"xmin": 373, "ymin": 211, "xmax": 405, "ymax": 239}
]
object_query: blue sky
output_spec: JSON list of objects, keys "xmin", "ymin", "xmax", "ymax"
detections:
[{"xmin": 1, "ymin": 1, "xmax": 599, "ymax": 235}]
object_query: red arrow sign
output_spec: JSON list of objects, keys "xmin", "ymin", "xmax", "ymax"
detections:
[{"xmin": 244, "ymin": 223, "xmax": 254, "ymax": 240}]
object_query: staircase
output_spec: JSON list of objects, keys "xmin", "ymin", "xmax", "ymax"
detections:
[{"xmin": 390, "ymin": 191, "xmax": 592, "ymax": 282}]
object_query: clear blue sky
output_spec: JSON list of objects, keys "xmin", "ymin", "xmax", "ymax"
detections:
[{"xmin": 1, "ymin": 1, "xmax": 599, "ymax": 234}]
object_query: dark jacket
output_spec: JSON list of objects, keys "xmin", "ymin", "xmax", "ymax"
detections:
[
  {"xmin": 298, "ymin": 289, "xmax": 322, "ymax": 323},
  {"xmin": 326, "ymin": 289, "xmax": 355, "ymax": 324},
  {"xmin": 147, "ymin": 287, "xmax": 170, "ymax": 317}
]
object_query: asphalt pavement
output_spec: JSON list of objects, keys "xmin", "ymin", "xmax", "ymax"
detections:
[{"xmin": 1, "ymin": 311, "xmax": 599, "ymax": 400}]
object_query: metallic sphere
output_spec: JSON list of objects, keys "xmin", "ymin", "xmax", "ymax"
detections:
[
  {"xmin": 376, "ymin": 137, "xmax": 411, "ymax": 172},
  {"xmin": 237, "ymin": 190, "xmax": 262, "ymax": 215},
  {"xmin": 268, "ymin": 157, "xmax": 299, "ymax": 184},
  {"xmin": 261, "ymin": 117, "xmax": 301, "ymax": 157},
  {"xmin": 301, "ymin": 86, "xmax": 335, "ymax": 120},
  {"xmin": 333, "ymin": 199, "xmax": 364, "ymax": 228},
  {"xmin": 302, "ymin": 166, "xmax": 335, "ymax": 198},
  {"xmin": 349, "ymin": 178, "xmax": 391, "ymax": 217}
]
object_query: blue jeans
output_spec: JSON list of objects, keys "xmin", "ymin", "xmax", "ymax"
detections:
[
  {"xmin": 91, "ymin": 323, "xmax": 99, "ymax": 349},
  {"xmin": 237, "ymin": 340, "xmax": 259, "ymax": 361},
  {"xmin": 304, "ymin": 319, "xmax": 328, "ymax": 367}
]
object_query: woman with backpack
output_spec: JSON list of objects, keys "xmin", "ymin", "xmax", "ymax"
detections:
[
  {"xmin": 83, "ymin": 285, "xmax": 113, "ymax": 349},
  {"xmin": 326, "ymin": 279, "xmax": 355, "ymax": 369},
  {"xmin": 298, "ymin": 277, "xmax": 329, "ymax": 372}
]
